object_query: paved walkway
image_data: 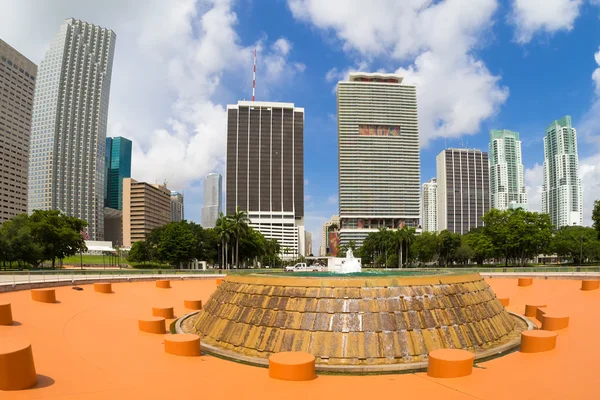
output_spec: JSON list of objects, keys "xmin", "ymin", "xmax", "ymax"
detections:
[{"xmin": 0, "ymin": 272, "xmax": 224, "ymax": 286}]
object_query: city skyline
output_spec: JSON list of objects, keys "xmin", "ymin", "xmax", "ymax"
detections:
[{"xmin": 1, "ymin": 3, "xmax": 600, "ymax": 251}]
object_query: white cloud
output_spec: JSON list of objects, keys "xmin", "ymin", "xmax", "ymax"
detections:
[
  {"xmin": 289, "ymin": 0, "xmax": 509, "ymax": 145},
  {"xmin": 593, "ymin": 47, "xmax": 600, "ymax": 95},
  {"xmin": 509, "ymin": 0, "xmax": 583, "ymax": 44},
  {"xmin": 327, "ymin": 196, "xmax": 337, "ymax": 205},
  {"xmin": 525, "ymin": 163, "xmax": 544, "ymax": 212},
  {"xmin": 304, "ymin": 179, "xmax": 309, "ymax": 186}
]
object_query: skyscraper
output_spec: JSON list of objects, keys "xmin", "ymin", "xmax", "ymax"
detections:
[
  {"xmin": 201, "ymin": 173, "xmax": 222, "ymax": 228},
  {"xmin": 304, "ymin": 231, "xmax": 312, "ymax": 256},
  {"xmin": 28, "ymin": 18, "xmax": 116, "ymax": 240},
  {"xmin": 337, "ymin": 72, "xmax": 420, "ymax": 247},
  {"xmin": 170, "ymin": 191, "xmax": 184, "ymax": 222},
  {"xmin": 542, "ymin": 116, "xmax": 582, "ymax": 227},
  {"xmin": 105, "ymin": 136, "xmax": 132, "ymax": 210},
  {"xmin": 489, "ymin": 130, "xmax": 527, "ymax": 210},
  {"xmin": 0, "ymin": 39, "xmax": 37, "ymax": 224},
  {"xmin": 226, "ymin": 101, "xmax": 304, "ymax": 259},
  {"xmin": 422, "ymin": 178, "xmax": 437, "ymax": 232},
  {"xmin": 436, "ymin": 149, "xmax": 490, "ymax": 235}
]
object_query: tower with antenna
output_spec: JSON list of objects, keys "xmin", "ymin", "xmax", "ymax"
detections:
[{"xmin": 252, "ymin": 48, "xmax": 256, "ymax": 101}]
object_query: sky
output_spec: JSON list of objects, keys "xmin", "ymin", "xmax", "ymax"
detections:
[{"xmin": 1, "ymin": 0, "xmax": 600, "ymax": 253}]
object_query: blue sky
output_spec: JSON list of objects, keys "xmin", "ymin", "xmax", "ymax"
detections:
[{"xmin": 1, "ymin": 0, "xmax": 600, "ymax": 252}]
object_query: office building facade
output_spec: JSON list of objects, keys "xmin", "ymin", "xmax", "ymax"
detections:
[
  {"xmin": 304, "ymin": 231, "xmax": 312, "ymax": 256},
  {"xmin": 489, "ymin": 129, "xmax": 527, "ymax": 210},
  {"xmin": 170, "ymin": 191, "xmax": 184, "ymax": 222},
  {"xmin": 422, "ymin": 178, "xmax": 437, "ymax": 232},
  {"xmin": 201, "ymin": 173, "xmax": 222, "ymax": 228},
  {"xmin": 0, "ymin": 40, "xmax": 37, "ymax": 224},
  {"xmin": 122, "ymin": 178, "xmax": 171, "ymax": 247},
  {"xmin": 28, "ymin": 18, "xmax": 116, "ymax": 239},
  {"xmin": 436, "ymin": 149, "xmax": 490, "ymax": 235},
  {"xmin": 104, "ymin": 136, "xmax": 131, "ymax": 210},
  {"xmin": 337, "ymin": 72, "xmax": 420, "ymax": 247},
  {"xmin": 226, "ymin": 101, "xmax": 304, "ymax": 258},
  {"xmin": 542, "ymin": 116, "xmax": 582, "ymax": 227}
]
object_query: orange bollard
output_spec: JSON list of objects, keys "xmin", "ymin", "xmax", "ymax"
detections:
[
  {"xmin": 518, "ymin": 278, "xmax": 533, "ymax": 287},
  {"xmin": 0, "ymin": 338, "xmax": 38, "ymax": 390},
  {"xmin": 498, "ymin": 298, "xmax": 510, "ymax": 306},
  {"xmin": 156, "ymin": 280, "xmax": 171, "ymax": 289},
  {"xmin": 31, "ymin": 288, "xmax": 56, "ymax": 303},
  {"xmin": 152, "ymin": 306, "xmax": 175, "ymax": 319},
  {"xmin": 541, "ymin": 314, "xmax": 569, "ymax": 331},
  {"xmin": 520, "ymin": 330, "xmax": 557, "ymax": 353},
  {"xmin": 138, "ymin": 317, "xmax": 166, "ymax": 334},
  {"xmin": 524, "ymin": 304, "xmax": 547, "ymax": 318},
  {"xmin": 0, "ymin": 303, "xmax": 13, "ymax": 326},
  {"xmin": 269, "ymin": 352, "xmax": 316, "ymax": 381},
  {"xmin": 427, "ymin": 349, "xmax": 474, "ymax": 378},
  {"xmin": 216, "ymin": 278, "xmax": 223, "ymax": 286},
  {"xmin": 184, "ymin": 300, "xmax": 203, "ymax": 310},
  {"xmin": 94, "ymin": 282, "xmax": 113, "ymax": 293},
  {"xmin": 581, "ymin": 280, "xmax": 599, "ymax": 291},
  {"xmin": 164, "ymin": 334, "xmax": 201, "ymax": 356}
]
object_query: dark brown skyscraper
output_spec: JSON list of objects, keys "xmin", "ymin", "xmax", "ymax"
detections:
[
  {"xmin": 226, "ymin": 101, "xmax": 305, "ymax": 258},
  {"xmin": 436, "ymin": 148, "xmax": 490, "ymax": 235}
]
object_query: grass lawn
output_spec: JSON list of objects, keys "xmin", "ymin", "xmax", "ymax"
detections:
[{"xmin": 61, "ymin": 254, "xmax": 119, "ymax": 265}]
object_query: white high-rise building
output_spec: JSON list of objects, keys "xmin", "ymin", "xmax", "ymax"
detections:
[
  {"xmin": 489, "ymin": 130, "xmax": 527, "ymax": 210},
  {"xmin": 170, "ymin": 191, "xmax": 184, "ymax": 222},
  {"xmin": 201, "ymin": 173, "xmax": 222, "ymax": 228},
  {"xmin": 28, "ymin": 18, "xmax": 116, "ymax": 240},
  {"xmin": 542, "ymin": 116, "xmax": 582, "ymax": 227},
  {"xmin": 422, "ymin": 178, "xmax": 437, "ymax": 232},
  {"xmin": 337, "ymin": 72, "xmax": 420, "ymax": 247}
]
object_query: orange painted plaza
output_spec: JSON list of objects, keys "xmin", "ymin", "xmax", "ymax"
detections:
[{"xmin": 0, "ymin": 277, "xmax": 599, "ymax": 399}]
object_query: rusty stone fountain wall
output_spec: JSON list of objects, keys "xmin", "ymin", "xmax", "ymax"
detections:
[{"xmin": 184, "ymin": 273, "xmax": 526, "ymax": 371}]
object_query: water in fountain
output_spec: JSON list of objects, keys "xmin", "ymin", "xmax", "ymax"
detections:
[{"xmin": 338, "ymin": 248, "xmax": 362, "ymax": 273}]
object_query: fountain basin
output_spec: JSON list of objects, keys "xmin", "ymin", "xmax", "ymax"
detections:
[{"xmin": 182, "ymin": 272, "xmax": 529, "ymax": 373}]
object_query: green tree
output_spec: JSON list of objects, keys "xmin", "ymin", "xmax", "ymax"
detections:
[
  {"xmin": 128, "ymin": 240, "xmax": 151, "ymax": 263},
  {"xmin": 593, "ymin": 200, "xmax": 600, "ymax": 240},
  {"xmin": 229, "ymin": 207, "xmax": 250, "ymax": 269},
  {"xmin": 455, "ymin": 242, "xmax": 475, "ymax": 265},
  {"xmin": 0, "ymin": 214, "xmax": 43, "ymax": 268},
  {"xmin": 551, "ymin": 226, "xmax": 598, "ymax": 265},
  {"xmin": 410, "ymin": 232, "xmax": 438, "ymax": 264},
  {"xmin": 28, "ymin": 210, "xmax": 87, "ymax": 268},
  {"xmin": 155, "ymin": 221, "xmax": 196, "ymax": 266},
  {"xmin": 215, "ymin": 213, "xmax": 232, "ymax": 269},
  {"xmin": 463, "ymin": 230, "xmax": 494, "ymax": 265},
  {"xmin": 438, "ymin": 230, "xmax": 461, "ymax": 267}
]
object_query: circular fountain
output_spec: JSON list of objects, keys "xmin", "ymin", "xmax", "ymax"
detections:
[{"xmin": 181, "ymin": 263, "xmax": 529, "ymax": 373}]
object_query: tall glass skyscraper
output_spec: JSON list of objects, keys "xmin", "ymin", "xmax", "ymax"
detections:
[
  {"xmin": 28, "ymin": 19, "xmax": 116, "ymax": 240},
  {"xmin": 489, "ymin": 130, "xmax": 527, "ymax": 210},
  {"xmin": 201, "ymin": 173, "xmax": 222, "ymax": 228},
  {"xmin": 105, "ymin": 136, "xmax": 132, "ymax": 210},
  {"xmin": 542, "ymin": 116, "xmax": 582, "ymax": 227}
]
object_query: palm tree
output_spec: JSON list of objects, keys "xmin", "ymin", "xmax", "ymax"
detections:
[
  {"xmin": 215, "ymin": 213, "xmax": 231, "ymax": 269},
  {"xmin": 229, "ymin": 207, "xmax": 250, "ymax": 269}
]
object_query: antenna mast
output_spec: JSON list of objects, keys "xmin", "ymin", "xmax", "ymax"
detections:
[{"xmin": 252, "ymin": 49, "xmax": 256, "ymax": 101}]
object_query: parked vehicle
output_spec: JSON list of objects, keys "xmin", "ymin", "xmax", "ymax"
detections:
[{"xmin": 285, "ymin": 263, "xmax": 325, "ymax": 272}]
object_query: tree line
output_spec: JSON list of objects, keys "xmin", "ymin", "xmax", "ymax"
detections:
[
  {"xmin": 357, "ymin": 205, "xmax": 600, "ymax": 267},
  {"xmin": 0, "ymin": 210, "xmax": 87, "ymax": 269},
  {"xmin": 128, "ymin": 208, "xmax": 281, "ymax": 268}
]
